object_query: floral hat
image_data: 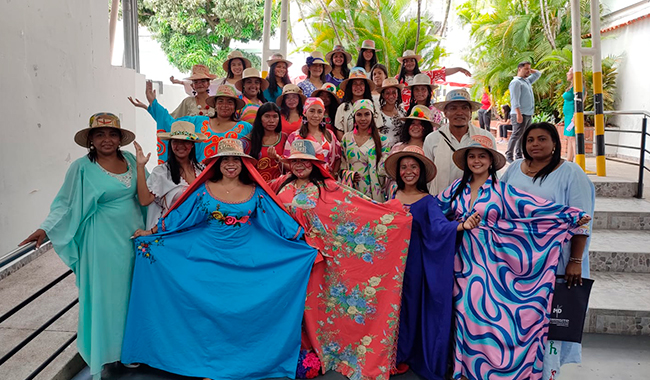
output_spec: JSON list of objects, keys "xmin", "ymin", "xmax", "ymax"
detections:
[
  {"xmin": 302, "ymin": 51, "xmax": 332, "ymax": 76},
  {"xmin": 311, "ymin": 83, "xmax": 341, "ymax": 105},
  {"xmin": 266, "ymin": 53, "xmax": 292, "ymax": 67},
  {"xmin": 222, "ymin": 50, "xmax": 252, "ymax": 72},
  {"xmin": 433, "ymin": 89, "xmax": 482, "ymax": 112},
  {"xmin": 276, "ymin": 84, "xmax": 306, "ymax": 106},
  {"xmin": 400, "ymin": 105, "xmax": 432, "ymax": 123},
  {"xmin": 206, "ymin": 85, "xmax": 246, "ymax": 111},
  {"xmin": 74, "ymin": 112, "xmax": 136, "ymax": 148},
  {"xmin": 204, "ymin": 138, "xmax": 256, "ymax": 164},
  {"xmin": 397, "ymin": 49, "xmax": 422, "ymax": 63},
  {"xmin": 385, "ymin": 145, "xmax": 437, "ymax": 182},
  {"xmin": 286, "ymin": 139, "xmax": 326, "ymax": 162},
  {"xmin": 377, "ymin": 77, "xmax": 404, "ymax": 93},
  {"xmin": 303, "ymin": 97, "xmax": 325, "ymax": 115},
  {"xmin": 157, "ymin": 121, "xmax": 207, "ymax": 142},
  {"xmin": 359, "ymin": 39, "xmax": 380, "ymax": 51},
  {"xmin": 185, "ymin": 64, "xmax": 217, "ymax": 81},
  {"xmin": 339, "ymin": 67, "xmax": 375, "ymax": 93},
  {"xmin": 452, "ymin": 135, "xmax": 506, "ymax": 171},
  {"xmin": 406, "ymin": 73, "xmax": 438, "ymax": 90},
  {"xmin": 351, "ymin": 99, "xmax": 375, "ymax": 115},
  {"xmin": 235, "ymin": 68, "xmax": 270, "ymax": 92},
  {"xmin": 325, "ymin": 45, "xmax": 353, "ymax": 64}
]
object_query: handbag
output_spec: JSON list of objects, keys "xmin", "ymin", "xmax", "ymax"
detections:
[{"xmin": 547, "ymin": 276, "xmax": 594, "ymax": 343}]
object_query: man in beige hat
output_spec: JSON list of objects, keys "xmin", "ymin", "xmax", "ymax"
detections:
[{"xmin": 423, "ymin": 89, "xmax": 496, "ymax": 195}]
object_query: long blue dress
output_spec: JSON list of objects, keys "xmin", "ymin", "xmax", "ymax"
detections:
[
  {"xmin": 396, "ymin": 195, "xmax": 459, "ymax": 380},
  {"xmin": 121, "ymin": 183, "xmax": 317, "ymax": 379}
]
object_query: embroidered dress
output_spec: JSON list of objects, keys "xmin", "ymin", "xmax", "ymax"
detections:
[
  {"xmin": 238, "ymin": 96, "xmax": 263, "ymax": 125},
  {"xmin": 284, "ymin": 130, "xmax": 341, "ymax": 172},
  {"xmin": 170, "ymin": 96, "xmax": 215, "ymax": 119},
  {"xmin": 395, "ymin": 195, "xmax": 458, "ymax": 380},
  {"xmin": 379, "ymin": 108, "xmax": 406, "ymax": 147},
  {"xmin": 397, "ymin": 69, "xmax": 445, "ymax": 111},
  {"xmin": 341, "ymin": 132, "xmax": 390, "ymax": 202},
  {"xmin": 148, "ymin": 99, "xmax": 252, "ymax": 164},
  {"xmin": 436, "ymin": 178, "xmax": 588, "ymax": 380},
  {"xmin": 274, "ymin": 174, "xmax": 412, "ymax": 380},
  {"xmin": 122, "ymin": 184, "xmax": 317, "ymax": 379},
  {"xmin": 500, "ymin": 160, "xmax": 595, "ymax": 380},
  {"xmin": 244, "ymin": 132, "xmax": 288, "ymax": 182},
  {"xmin": 40, "ymin": 152, "xmax": 145, "ymax": 376},
  {"xmin": 325, "ymin": 73, "xmax": 345, "ymax": 95},
  {"xmin": 282, "ymin": 115, "xmax": 303, "ymax": 135},
  {"xmin": 297, "ymin": 78, "xmax": 319, "ymax": 97}
]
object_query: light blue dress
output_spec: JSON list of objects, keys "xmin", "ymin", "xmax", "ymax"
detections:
[
  {"xmin": 121, "ymin": 183, "xmax": 317, "ymax": 379},
  {"xmin": 501, "ymin": 160, "xmax": 595, "ymax": 380}
]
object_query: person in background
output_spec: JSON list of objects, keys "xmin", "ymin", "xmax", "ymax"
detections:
[
  {"xmin": 377, "ymin": 77, "xmax": 406, "ymax": 147},
  {"xmin": 561, "ymin": 68, "xmax": 576, "ymax": 162},
  {"xmin": 405, "ymin": 73, "xmax": 443, "ymax": 129},
  {"xmin": 312, "ymin": 83, "xmax": 341, "ymax": 136},
  {"xmin": 20, "ymin": 113, "xmax": 144, "ymax": 377},
  {"xmin": 477, "ymin": 86, "xmax": 493, "ymax": 131},
  {"xmin": 500, "ymin": 122, "xmax": 595, "ymax": 380},
  {"xmin": 298, "ymin": 51, "xmax": 331, "ymax": 97},
  {"xmin": 325, "ymin": 45, "xmax": 351, "ymax": 92},
  {"xmin": 506, "ymin": 61, "xmax": 542, "ymax": 163},
  {"xmin": 334, "ymin": 67, "xmax": 384, "ymax": 140},
  {"xmin": 216, "ymin": 50, "xmax": 251, "ymax": 92},
  {"xmin": 355, "ymin": 39, "xmax": 379, "ymax": 74},
  {"xmin": 245, "ymin": 102, "xmax": 288, "ymax": 182},
  {"xmin": 370, "ymin": 63, "xmax": 389, "ymax": 100},
  {"xmin": 168, "ymin": 65, "xmax": 218, "ymax": 118},
  {"xmin": 263, "ymin": 53, "xmax": 292, "ymax": 104},
  {"xmin": 276, "ymin": 84, "xmax": 306, "ymax": 135},
  {"xmin": 236, "ymin": 68, "xmax": 268, "ymax": 125},
  {"xmin": 495, "ymin": 104, "xmax": 512, "ymax": 143}
]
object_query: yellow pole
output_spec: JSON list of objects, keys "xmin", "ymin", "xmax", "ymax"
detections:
[
  {"xmin": 573, "ymin": 71, "xmax": 586, "ymax": 169},
  {"xmin": 590, "ymin": 0, "xmax": 606, "ymax": 176}
]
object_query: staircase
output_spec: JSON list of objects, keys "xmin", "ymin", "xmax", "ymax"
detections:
[{"xmin": 585, "ymin": 177, "xmax": 650, "ymax": 335}]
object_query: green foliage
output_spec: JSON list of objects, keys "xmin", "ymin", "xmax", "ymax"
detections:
[{"xmin": 138, "ymin": 0, "xmax": 275, "ymax": 75}]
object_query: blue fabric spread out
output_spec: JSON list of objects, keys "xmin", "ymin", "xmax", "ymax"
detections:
[
  {"xmin": 396, "ymin": 195, "xmax": 459, "ymax": 380},
  {"xmin": 122, "ymin": 184, "xmax": 317, "ymax": 380}
]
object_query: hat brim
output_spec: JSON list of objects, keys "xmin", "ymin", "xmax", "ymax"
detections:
[
  {"xmin": 433, "ymin": 100, "xmax": 482, "ymax": 112},
  {"xmin": 74, "ymin": 126, "xmax": 136, "ymax": 148},
  {"xmin": 301, "ymin": 63, "xmax": 332, "ymax": 77},
  {"xmin": 285, "ymin": 153, "xmax": 325, "ymax": 163},
  {"xmin": 452, "ymin": 146, "xmax": 506, "ymax": 171},
  {"xmin": 267, "ymin": 58, "xmax": 293, "ymax": 67},
  {"xmin": 203, "ymin": 152, "xmax": 257, "ymax": 166},
  {"xmin": 385, "ymin": 150, "xmax": 437, "ymax": 183},
  {"xmin": 157, "ymin": 132, "xmax": 208, "ymax": 142},
  {"xmin": 397, "ymin": 55, "xmax": 422, "ymax": 63},
  {"xmin": 340, "ymin": 76, "xmax": 376, "ymax": 92},
  {"xmin": 399, "ymin": 116, "xmax": 434, "ymax": 124},
  {"xmin": 325, "ymin": 50, "xmax": 353, "ymax": 64},
  {"xmin": 358, "ymin": 47, "xmax": 381, "ymax": 52},
  {"xmin": 206, "ymin": 94, "xmax": 246, "ymax": 111},
  {"xmin": 235, "ymin": 76, "xmax": 270, "ymax": 92},
  {"xmin": 276, "ymin": 92, "xmax": 307, "ymax": 106},
  {"xmin": 311, "ymin": 89, "xmax": 341, "ymax": 104},
  {"xmin": 407, "ymin": 83, "xmax": 438, "ymax": 90},
  {"xmin": 378, "ymin": 83, "xmax": 405, "ymax": 93},
  {"xmin": 222, "ymin": 56, "xmax": 252, "ymax": 72},
  {"xmin": 185, "ymin": 73, "xmax": 218, "ymax": 81}
]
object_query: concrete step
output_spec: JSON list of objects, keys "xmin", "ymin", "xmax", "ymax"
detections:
[
  {"xmin": 590, "ymin": 231, "xmax": 650, "ymax": 273},
  {"xmin": 593, "ymin": 197, "xmax": 650, "ymax": 230},
  {"xmin": 591, "ymin": 176, "xmax": 639, "ymax": 198},
  {"xmin": 584, "ymin": 272, "xmax": 650, "ymax": 336}
]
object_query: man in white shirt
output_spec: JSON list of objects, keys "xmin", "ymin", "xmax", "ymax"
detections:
[{"xmin": 423, "ymin": 89, "xmax": 496, "ymax": 195}]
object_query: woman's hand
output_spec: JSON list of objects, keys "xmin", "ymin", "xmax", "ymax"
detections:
[
  {"xmin": 170, "ymin": 76, "xmax": 184, "ymax": 85},
  {"xmin": 145, "ymin": 80, "xmax": 157, "ymax": 105},
  {"xmin": 577, "ymin": 215, "xmax": 591, "ymax": 226},
  {"xmin": 457, "ymin": 212, "xmax": 481, "ymax": 231},
  {"xmin": 128, "ymin": 96, "xmax": 148, "ymax": 110},
  {"xmin": 565, "ymin": 262, "xmax": 582, "ymax": 288},
  {"xmin": 19, "ymin": 229, "xmax": 48, "ymax": 248},
  {"xmin": 353, "ymin": 173, "xmax": 361, "ymax": 183},
  {"xmin": 267, "ymin": 146, "xmax": 279, "ymax": 161},
  {"xmin": 133, "ymin": 141, "xmax": 151, "ymax": 167},
  {"xmin": 133, "ymin": 229, "xmax": 153, "ymax": 238}
]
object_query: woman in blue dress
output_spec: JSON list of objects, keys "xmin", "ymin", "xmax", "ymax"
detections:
[
  {"xmin": 561, "ymin": 68, "xmax": 576, "ymax": 162},
  {"xmin": 500, "ymin": 122, "xmax": 595, "ymax": 380},
  {"xmin": 122, "ymin": 138, "xmax": 318, "ymax": 380}
]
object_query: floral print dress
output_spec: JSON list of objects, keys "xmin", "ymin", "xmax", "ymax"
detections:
[
  {"xmin": 341, "ymin": 132, "xmax": 391, "ymax": 202},
  {"xmin": 284, "ymin": 130, "xmax": 341, "ymax": 172}
]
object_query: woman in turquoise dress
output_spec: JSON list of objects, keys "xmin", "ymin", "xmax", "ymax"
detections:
[
  {"xmin": 121, "ymin": 139, "xmax": 317, "ymax": 380},
  {"xmin": 561, "ymin": 68, "xmax": 576, "ymax": 162},
  {"xmin": 20, "ymin": 113, "xmax": 145, "ymax": 377}
]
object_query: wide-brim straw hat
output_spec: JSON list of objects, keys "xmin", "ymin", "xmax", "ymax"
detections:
[
  {"xmin": 301, "ymin": 51, "xmax": 332, "ymax": 76},
  {"xmin": 222, "ymin": 50, "xmax": 252, "ymax": 72},
  {"xmin": 325, "ymin": 45, "xmax": 352, "ymax": 64},
  {"xmin": 433, "ymin": 88, "xmax": 482, "ymax": 112},
  {"xmin": 206, "ymin": 85, "xmax": 246, "ymax": 111},
  {"xmin": 340, "ymin": 67, "xmax": 375, "ymax": 93},
  {"xmin": 235, "ymin": 68, "xmax": 270, "ymax": 92},
  {"xmin": 74, "ymin": 112, "xmax": 136, "ymax": 148},
  {"xmin": 399, "ymin": 105, "xmax": 433, "ymax": 123},
  {"xmin": 397, "ymin": 49, "xmax": 422, "ymax": 63},
  {"xmin": 312, "ymin": 83, "xmax": 341, "ymax": 105},
  {"xmin": 452, "ymin": 135, "xmax": 506, "ymax": 171},
  {"xmin": 285, "ymin": 139, "xmax": 326, "ymax": 162},
  {"xmin": 204, "ymin": 138, "xmax": 256, "ymax": 164},
  {"xmin": 358, "ymin": 39, "xmax": 380, "ymax": 52},
  {"xmin": 377, "ymin": 77, "xmax": 404, "ymax": 93},
  {"xmin": 185, "ymin": 64, "xmax": 218, "ymax": 80},
  {"xmin": 276, "ymin": 84, "xmax": 306, "ymax": 105},
  {"xmin": 158, "ymin": 120, "xmax": 207, "ymax": 142},
  {"xmin": 385, "ymin": 145, "xmax": 437, "ymax": 182},
  {"xmin": 266, "ymin": 53, "xmax": 292, "ymax": 67},
  {"xmin": 406, "ymin": 73, "xmax": 438, "ymax": 90}
]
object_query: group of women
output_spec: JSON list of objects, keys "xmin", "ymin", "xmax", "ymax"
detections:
[{"xmin": 21, "ymin": 43, "xmax": 595, "ymax": 380}]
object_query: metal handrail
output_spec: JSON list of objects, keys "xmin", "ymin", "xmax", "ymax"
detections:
[
  {"xmin": 0, "ymin": 239, "xmax": 51, "ymax": 269},
  {"xmin": 584, "ymin": 110, "xmax": 650, "ymax": 118}
]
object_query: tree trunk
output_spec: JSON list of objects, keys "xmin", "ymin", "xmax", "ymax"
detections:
[
  {"xmin": 415, "ymin": 0, "xmax": 422, "ymax": 52},
  {"xmin": 375, "ymin": 0, "xmax": 390, "ymax": 73},
  {"xmin": 295, "ymin": 1, "xmax": 316, "ymax": 43},
  {"xmin": 435, "ymin": 0, "xmax": 452, "ymax": 50},
  {"xmin": 343, "ymin": 3, "xmax": 359, "ymax": 42},
  {"xmin": 317, "ymin": 0, "xmax": 344, "ymax": 46},
  {"xmin": 539, "ymin": 0, "xmax": 557, "ymax": 49}
]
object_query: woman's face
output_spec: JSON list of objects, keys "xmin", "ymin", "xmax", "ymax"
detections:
[
  {"xmin": 466, "ymin": 148, "xmax": 492, "ymax": 176},
  {"xmin": 409, "ymin": 120, "xmax": 425, "ymax": 139},
  {"xmin": 243, "ymin": 78, "xmax": 261, "ymax": 99},
  {"xmin": 413, "ymin": 86, "xmax": 429, "ymax": 103},
  {"xmin": 220, "ymin": 156, "xmax": 242, "ymax": 179},
  {"xmin": 362, "ymin": 49, "xmax": 374, "ymax": 61},
  {"xmin": 355, "ymin": 109, "xmax": 373, "ymax": 130},
  {"xmin": 284, "ymin": 94, "xmax": 300, "ymax": 110},
  {"xmin": 351, "ymin": 79, "xmax": 366, "ymax": 97},
  {"xmin": 290, "ymin": 159, "xmax": 313, "ymax": 179},
  {"xmin": 191, "ymin": 79, "xmax": 210, "ymax": 94},
  {"xmin": 526, "ymin": 128, "xmax": 555, "ymax": 161},
  {"xmin": 399, "ymin": 157, "xmax": 421, "ymax": 187},
  {"xmin": 274, "ymin": 62, "xmax": 288, "ymax": 78},
  {"xmin": 261, "ymin": 111, "xmax": 280, "ymax": 132},
  {"xmin": 171, "ymin": 139, "xmax": 194, "ymax": 160},
  {"xmin": 372, "ymin": 69, "xmax": 386, "ymax": 88},
  {"xmin": 306, "ymin": 106, "xmax": 324, "ymax": 126},
  {"xmin": 310, "ymin": 64, "xmax": 324, "ymax": 78},
  {"xmin": 566, "ymin": 69, "xmax": 574, "ymax": 82},
  {"xmin": 332, "ymin": 52, "xmax": 345, "ymax": 67},
  {"xmin": 216, "ymin": 97, "xmax": 236, "ymax": 118},
  {"xmin": 90, "ymin": 128, "xmax": 121, "ymax": 156},
  {"xmin": 318, "ymin": 92, "xmax": 331, "ymax": 107},
  {"xmin": 381, "ymin": 87, "xmax": 398, "ymax": 105},
  {"xmin": 403, "ymin": 58, "xmax": 417, "ymax": 72},
  {"xmin": 230, "ymin": 59, "xmax": 245, "ymax": 76}
]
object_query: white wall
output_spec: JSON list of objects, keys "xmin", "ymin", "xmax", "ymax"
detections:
[{"xmin": 0, "ymin": 1, "xmax": 186, "ymax": 254}]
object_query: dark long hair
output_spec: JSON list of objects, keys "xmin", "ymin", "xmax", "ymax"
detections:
[
  {"xmin": 355, "ymin": 49, "xmax": 377, "ymax": 71},
  {"xmin": 250, "ymin": 103, "xmax": 283, "ymax": 159},
  {"xmin": 280, "ymin": 94, "xmax": 305, "ymax": 119},
  {"xmin": 242, "ymin": 78, "xmax": 267, "ymax": 103},
  {"xmin": 398, "ymin": 60, "xmax": 421, "ymax": 83},
  {"xmin": 299, "ymin": 114, "xmax": 333, "ymax": 143},
  {"xmin": 167, "ymin": 140, "xmax": 200, "ymax": 185},
  {"xmin": 227, "ymin": 58, "xmax": 246, "ymax": 79},
  {"xmin": 86, "ymin": 129, "xmax": 125, "ymax": 163},
  {"xmin": 407, "ymin": 86, "xmax": 433, "ymax": 114},
  {"xmin": 400, "ymin": 119, "xmax": 433, "ymax": 144},
  {"xmin": 522, "ymin": 122, "xmax": 562, "ymax": 184},
  {"xmin": 266, "ymin": 62, "xmax": 291, "ymax": 99},
  {"xmin": 342, "ymin": 80, "xmax": 373, "ymax": 111},
  {"xmin": 355, "ymin": 116, "xmax": 383, "ymax": 167},
  {"xmin": 279, "ymin": 162, "xmax": 333, "ymax": 198},
  {"xmin": 210, "ymin": 157, "xmax": 254, "ymax": 184},
  {"xmin": 501, "ymin": 105, "xmax": 511, "ymax": 120},
  {"xmin": 330, "ymin": 53, "xmax": 350, "ymax": 79},
  {"xmin": 451, "ymin": 149, "xmax": 499, "ymax": 203},
  {"xmin": 395, "ymin": 156, "xmax": 429, "ymax": 194},
  {"xmin": 319, "ymin": 92, "xmax": 340, "ymax": 122}
]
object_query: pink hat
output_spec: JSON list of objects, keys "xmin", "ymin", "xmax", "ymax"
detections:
[{"xmin": 303, "ymin": 97, "xmax": 325, "ymax": 115}]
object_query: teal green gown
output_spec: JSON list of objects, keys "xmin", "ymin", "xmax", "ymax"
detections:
[{"xmin": 40, "ymin": 152, "xmax": 145, "ymax": 376}]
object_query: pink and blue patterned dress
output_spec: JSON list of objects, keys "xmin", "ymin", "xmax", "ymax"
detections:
[{"xmin": 436, "ymin": 178, "xmax": 589, "ymax": 380}]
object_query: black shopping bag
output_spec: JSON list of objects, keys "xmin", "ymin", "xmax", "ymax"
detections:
[{"xmin": 547, "ymin": 277, "xmax": 594, "ymax": 343}]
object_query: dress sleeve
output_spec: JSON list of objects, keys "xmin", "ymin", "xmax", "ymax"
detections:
[
  {"xmin": 147, "ymin": 99, "xmax": 176, "ymax": 133},
  {"xmin": 424, "ymin": 69, "xmax": 446, "ymax": 82},
  {"xmin": 377, "ymin": 135, "xmax": 390, "ymax": 177},
  {"xmin": 424, "ymin": 197, "xmax": 459, "ymax": 253},
  {"xmin": 254, "ymin": 188, "xmax": 305, "ymax": 241},
  {"xmin": 564, "ymin": 164, "xmax": 595, "ymax": 236},
  {"xmin": 284, "ymin": 132, "xmax": 296, "ymax": 157},
  {"xmin": 171, "ymin": 97, "xmax": 190, "ymax": 119},
  {"xmin": 157, "ymin": 186, "xmax": 209, "ymax": 233},
  {"xmin": 435, "ymin": 179, "xmax": 461, "ymax": 217},
  {"xmin": 334, "ymin": 104, "xmax": 347, "ymax": 132}
]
